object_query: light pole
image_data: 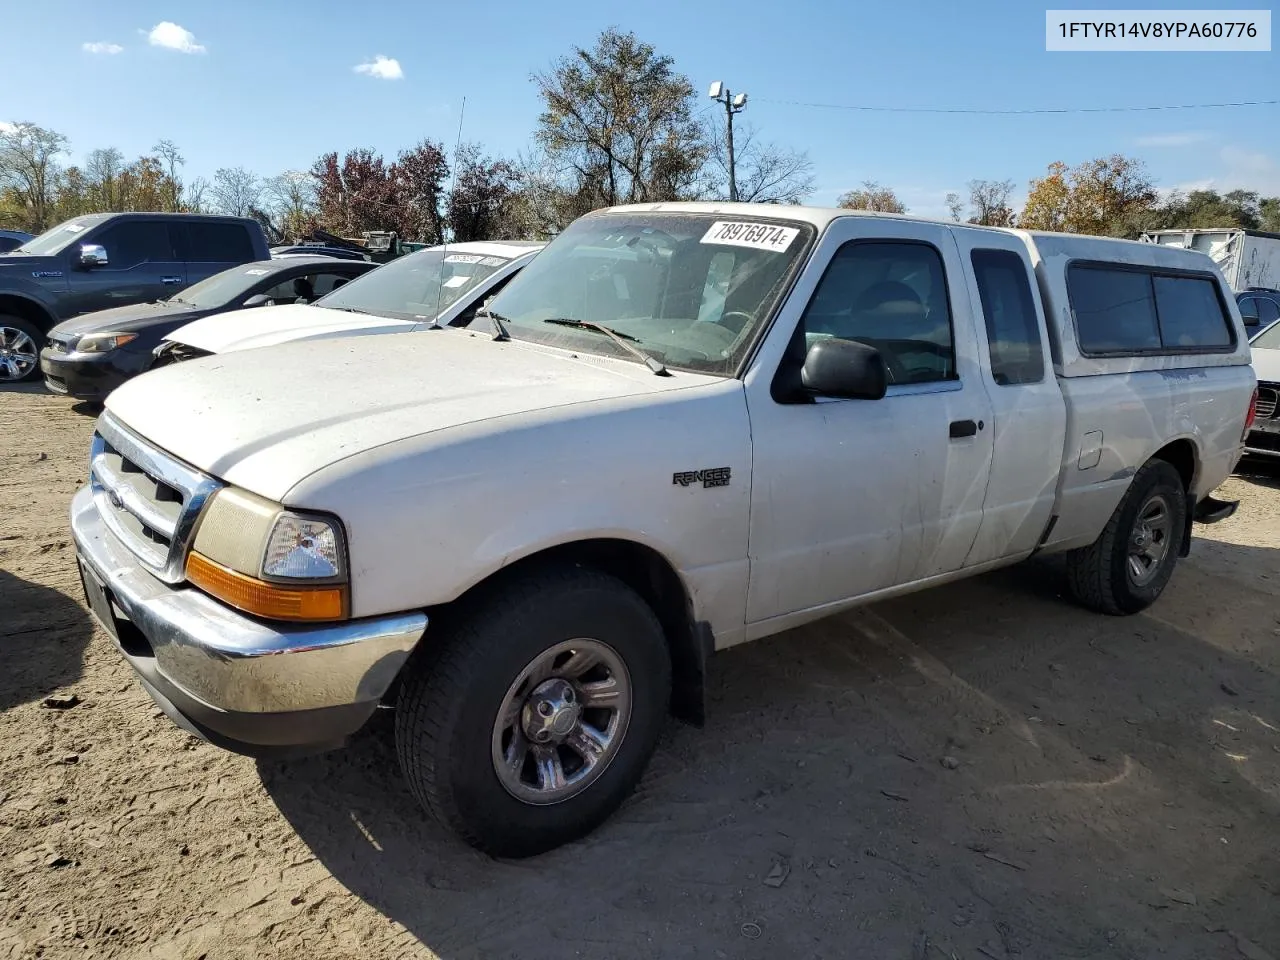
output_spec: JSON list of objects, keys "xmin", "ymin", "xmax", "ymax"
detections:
[{"xmin": 708, "ymin": 81, "xmax": 748, "ymax": 202}]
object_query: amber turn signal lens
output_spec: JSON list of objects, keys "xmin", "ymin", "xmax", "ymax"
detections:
[{"xmin": 186, "ymin": 551, "xmax": 347, "ymax": 621}]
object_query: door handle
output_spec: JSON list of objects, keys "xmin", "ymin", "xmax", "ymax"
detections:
[
  {"xmin": 161, "ymin": 276, "xmax": 183, "ymax": 285},
  {"xmin": 949, "ymin": 419, "xmax": 979, "ymax": 439}
]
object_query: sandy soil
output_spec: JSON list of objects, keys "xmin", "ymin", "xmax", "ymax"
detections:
[{"xmin": 2, "ymin": 382, "xmax": 1278, "ymax": 960}]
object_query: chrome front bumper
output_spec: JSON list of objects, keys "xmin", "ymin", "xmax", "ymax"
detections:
[{"xmin": 70, "ymin": 484, "xmax": 428, "ymax": 755}]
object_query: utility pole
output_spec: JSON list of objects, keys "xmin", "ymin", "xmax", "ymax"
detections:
[{"xmin": 708, "ymin": 82, "xmax": 748, "ymax": 202}]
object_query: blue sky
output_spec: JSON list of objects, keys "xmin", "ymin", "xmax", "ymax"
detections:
[{"xmin": 3, "ymin": 0, "xmax": 1277, "ymax": 219}]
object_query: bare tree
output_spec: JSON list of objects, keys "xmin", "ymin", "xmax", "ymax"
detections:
[
  {"xmin": 945, "ymin": 192, "xmax": 964, "ymax": 222},
  {"xmin": 153, "ymin": 139, "xmax": 185, "ymax": 211},
  {"xmin": 184, "ymin": 176, "xmax": 210, "ymax": 213},
  {"xmin": 84, "ymin": 147, "xmax": 125, "ymax": 210},
  {"xmin": 967, "ymin": 179, "xmax": 1016, "ymax": 226},
  {"xmin": 837, "ymin": 180, "xmax": 907, "ymax": 214},
  {"xmin": 705, "ymin": 121, "xmax": 814, "ymax": 204},
  {"xmin": 266, "ymin": 170, "xmax": 318, "ymax": 239},
  {"xmin": 208, "ymin": 166, "xmax": 262, "ymax": 217},
  {"xmin": 0, "ymin": 121, "xmax": 69, "ymax": 231}
]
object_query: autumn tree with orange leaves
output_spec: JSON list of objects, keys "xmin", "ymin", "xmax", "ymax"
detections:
[{"xmin": 1020, "ymin": 155, "xmax": 1158, "ymax": 238}]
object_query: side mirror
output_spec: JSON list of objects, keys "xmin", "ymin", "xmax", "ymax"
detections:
[
  {"xmin": 243, "ymin": 294, "xmax": 271, "ymax": 308},
  {"xmin": 800, "ymin": 338, "xmax": 887, "ymax": 400},
  {"xmin": 78, "ymin": 243, "xmax": 109, "ymax": 268}
]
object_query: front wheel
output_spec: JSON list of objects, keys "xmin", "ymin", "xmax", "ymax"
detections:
[
  {"xmin": 1064, "ymin": 459, "xmax": 1187, "ymax": 615},
  {"xmin": 0, "ymin": 315, "xmax": 43, "ymax": 383},
  {"xmin": 395, "ymin": 567, "xmax": 671, "ymax": 857}
]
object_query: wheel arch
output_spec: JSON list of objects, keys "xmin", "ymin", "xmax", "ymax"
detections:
[
  {"xmin": 413, "ymin": 537, "xmax": 711, "ymax": 726},
  {"xmin": 1149, "ymin": 437, "xmax": 1198, "ymax": 493},
  {"xmin": 0, "ymin": 293, "xmax": 56, "ymax": 335},
  {"xmin": 1147, "ymin": 437, "xmax": 1199, "ymax": 558}
]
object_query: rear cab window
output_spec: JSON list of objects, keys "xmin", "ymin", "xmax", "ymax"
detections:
[
  {"xmin": 183, "ymin": 223, "xmax": 255, "ymax": 263},
  {"xmin": 970, "ymin": 249, "xmax": 1045, "ymax": 385},
  {"xmin": 1066, "ymin": 263, "xmax": 1235, "ymax": 355}
]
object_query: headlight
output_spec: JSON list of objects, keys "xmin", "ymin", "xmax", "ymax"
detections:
[
  {"xmin": 187, "ymin": 487, "xmax": 349, "ymax": 621},
  {"xmin": 76, "ymin": 332, "xmax": 138, "ymax": 353}
]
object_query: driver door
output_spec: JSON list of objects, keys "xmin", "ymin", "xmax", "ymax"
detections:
[{"xmin": 743, "ymin": 218, "xmax": 995, "ymax": 627}]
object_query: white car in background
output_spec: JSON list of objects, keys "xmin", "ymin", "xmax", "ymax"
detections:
[{"xmin": 152, "ymin": 240, "xmax": 545, "ymax": 364}]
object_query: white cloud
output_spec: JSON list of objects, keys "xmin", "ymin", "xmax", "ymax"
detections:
[
  {"xmin": 0, "ymin": 121, "xmax": 15, "ymax": 135},
  {"xmin": 82, "ymin": 41, "xmax": 124, "ymax": 55},
  {"xmin": 1135, "ymin": 131, "xmax": 1210, "ymax": 148},
  {"xmin": 147, "ymin": 22, "xmax": 205, "ymax": 54},
  {"xmin": 353, "ymin": 55, "xmax": 403, "ymax": 80}
]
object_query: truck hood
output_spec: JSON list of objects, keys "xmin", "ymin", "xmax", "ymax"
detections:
[
  {"xmin": 0, "ymin": 253, "xmax": 60, "ymax": 275},
  {"xmin": 104, "ymin": 330, "xmax": 718, "ymax": 502},
  {"xmin": 1252, "ymin": 346, "xmax": 1280, "ymax": 384},
  {"xmin": 166, "ymin": 303, "xmax": 418, "ymax": 353}
]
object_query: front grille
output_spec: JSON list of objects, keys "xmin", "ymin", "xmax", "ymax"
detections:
[
  {"xmin": 1256, "ymin": 383, "xmax": 1279, "ymax": 420},
  {"xmin": 90, "ymin": 413, "xmax": 221, "ymax": 582}
]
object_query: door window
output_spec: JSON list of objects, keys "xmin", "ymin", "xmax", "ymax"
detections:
[
  {"xmin": 799, "ymin": 241, "xmax": 955, "ymax": 384},
  {"xmin": 1259, "ymin": 297, "xmax": 1280, "ymax": 326},
  {"xmin": 92, "ymin": 221, "xmax": 174, "ymax": 268}
]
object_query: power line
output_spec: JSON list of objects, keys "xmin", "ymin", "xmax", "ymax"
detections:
[{"xmin": 751, "ymin": 97, "xmax": 1279, "ymax": 116}]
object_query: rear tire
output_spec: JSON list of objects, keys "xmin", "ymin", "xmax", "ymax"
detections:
[
  {"xmin": 395, "ymin": 566, "xmax": 671, "ymax": 857},
  {"xmin": 0, "ymin": 315, "xmax": 43, "ymax": 383},
  {"xmin": 1064, "ymin": 459, "xmax": 1186, "ymax": 615}
]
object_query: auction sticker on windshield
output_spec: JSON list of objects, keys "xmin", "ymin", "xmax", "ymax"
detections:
[{"xmin": 700, "ymin": 221, "xmax": 799, "ymax": 252}]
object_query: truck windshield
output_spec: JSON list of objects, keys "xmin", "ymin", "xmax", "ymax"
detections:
[
  {"xmin": 314, "ymin": 249, "xmax": 510, "ymax": 320},
  {"xmin": 479, "ymin": 213, "xmax": 814, "ymax": 376},
  {"xmin": 13, "ymin": 217, "xmax": 107, "ymax": 256}
]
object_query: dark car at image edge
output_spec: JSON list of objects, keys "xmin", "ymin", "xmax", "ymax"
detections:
[
  {"xmin": 0, "ymin": 212, "xmax": 270, "ymax": 384},
  {"xmin": 39, "ymin": 255, "xmax": 376, "ymax": 401}
]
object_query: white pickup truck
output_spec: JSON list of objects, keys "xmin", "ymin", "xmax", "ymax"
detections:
[{"xmin": 70, "ymin": 202, "xmax": 1256, "ymax": 857}]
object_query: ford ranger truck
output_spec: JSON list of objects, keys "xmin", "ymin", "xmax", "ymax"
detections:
[{"xmin": 70, "ymin": 202, "xmax": 1256, "ymax": 857}]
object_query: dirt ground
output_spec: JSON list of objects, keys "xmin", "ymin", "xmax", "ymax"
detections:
[{"xmin": 1, "ymin": 381, "xmax": 1278, "ymax": 960}]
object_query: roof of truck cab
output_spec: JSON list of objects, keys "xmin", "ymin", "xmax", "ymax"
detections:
[{"xmin": 601, "ymin": 202, "xmax": 1222, "ymax": 267}]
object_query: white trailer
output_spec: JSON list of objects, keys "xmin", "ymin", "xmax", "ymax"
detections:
[{"xmin": 1140, "ymin": 228, "xmax": 1280, "ymax": 293}]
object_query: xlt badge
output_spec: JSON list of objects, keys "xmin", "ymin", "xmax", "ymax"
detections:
[{"xmin": 673, "ymin": 467, "xmax": 731, "ymax": 489}]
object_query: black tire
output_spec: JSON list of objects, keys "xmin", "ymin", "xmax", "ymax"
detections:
[
  {"xmin": 395, "ymin": 566, "xmax": 671, "ymax": 857},
  {"xmin": 0, "ymin": 314, "xmax": 44, "ymax": 383},
  {"xmin": 1064, "ymin": 459, "xmax": 1187, "ymax": 615}
]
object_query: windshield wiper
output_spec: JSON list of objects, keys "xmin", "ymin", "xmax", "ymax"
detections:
[
  {"xmin": 473, "ymin": 307, "xmax": 510, "ymax": 341},
  {"xmin": 333, "ymin": 306, "xmax": 374, "ymax": 316},
  {"xmin": 542, "ymin": 318, "xmax": 669, "ymax": 376}
]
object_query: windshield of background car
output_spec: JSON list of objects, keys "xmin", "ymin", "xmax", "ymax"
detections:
[
  {"xmin": 314, "ymin": 249, "xmax": 509, "ymax": 320},
  {"xmin": 172, "ymin": 263, "xmax": 275, "ymax": 308},
  {"xmin": 13, "ymin": 217, "xmax": 103, "ymax": 256},
  {"xmin": 480, "ymin": 213, "xmax": 815, "ymax": 376},
  {"xmin": 1252, "ymin": 317, "xmax": 1280, "ymax": 349}
]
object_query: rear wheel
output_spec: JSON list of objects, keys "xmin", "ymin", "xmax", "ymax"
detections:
[
  {"xmin": 1064, "ymin": 459, "xmax": 1186, "ymax": 615},
  {"xmin": 395, "ymin": 566, "xmax": 671, "ymax": 857},
  {"xmin": 0, "ymin": 315, "xmax": 42, "ymax": 383}
]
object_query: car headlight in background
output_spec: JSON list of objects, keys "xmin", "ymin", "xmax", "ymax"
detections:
[
  {"xmin": 186, "ymin": 487, "xmax": 349, "ymax": 621},
  {"xmin": 76, "ymin": 332, "xmax": 138, "ymax": 353}
]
